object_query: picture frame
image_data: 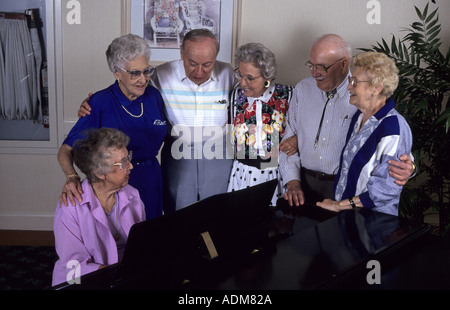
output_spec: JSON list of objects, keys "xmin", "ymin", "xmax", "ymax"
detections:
[{"xmin": 129, "ymin": 0, "xmax": 236, "ymax": 63}]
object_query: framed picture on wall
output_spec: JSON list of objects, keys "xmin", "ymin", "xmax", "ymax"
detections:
[{"xmin": 130, "ymin": 0, "xmax": 235, "ymax": 63}]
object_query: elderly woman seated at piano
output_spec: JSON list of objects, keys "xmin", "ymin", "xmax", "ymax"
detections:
[
  {"xmin": 316, "ymin": 52, "xmax": 412, "ymax": 216},
  {"xmin": 52, "ymin": 128, "xmax": 145, "ymax": 286}
]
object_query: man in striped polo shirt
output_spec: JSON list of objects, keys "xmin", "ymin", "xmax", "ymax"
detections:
[{"xmin": 152, "ymin": 29, "xmax": 237, "ymax": 214}]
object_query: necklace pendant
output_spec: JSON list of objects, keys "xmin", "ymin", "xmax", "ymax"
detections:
[{"xmin": 114, "ymin": 233, "xmax": 120, "ymax": 241}]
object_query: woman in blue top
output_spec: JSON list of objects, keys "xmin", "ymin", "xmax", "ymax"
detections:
[{"xmin": 58, "ymin": 34, "xmax": 167, "ymax": 220}]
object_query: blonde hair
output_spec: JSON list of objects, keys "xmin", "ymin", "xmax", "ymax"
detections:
[{"xmin": 350, "ymin": 52, "xmax": 399, "ymax": 98}]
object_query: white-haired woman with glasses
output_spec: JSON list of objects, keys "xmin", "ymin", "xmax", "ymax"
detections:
[
  {"xmin": 52, "ymin": 128, "xmax": 145, "ymax": 286},
  {"xmin": 57, "ymin": 34, "xmax": 167, "ymax": 220},
  {"xmin": 316, "ymin": 52, "xmax": 412, "ymax": 216},
  {"xmin": 228, "ymin": 43, "xmax": 296, "ymax": 206}
]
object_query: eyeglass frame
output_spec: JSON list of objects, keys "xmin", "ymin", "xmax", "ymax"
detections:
[
  {"xmin": 116, "ymin": 66, "xmax": 154, "ymax": 80},
  {"xmin": 234, "ymin": 68, "xmax": 263, "ymax": 84},
  {"xmin": 111, "ymin": 150, "xmax": 133, "ymax": 170},
  {"xmin": 305, "ymin": 57, "xmax": 344, "ymax": 74},
  {"xmin": 348, "ymin": 76, "xmax": 372, "ymax": 87}
]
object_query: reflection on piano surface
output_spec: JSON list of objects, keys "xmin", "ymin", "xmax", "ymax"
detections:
[{"xmin": 53, "ymin": 180, "xmax": 433, "ymax": 290}]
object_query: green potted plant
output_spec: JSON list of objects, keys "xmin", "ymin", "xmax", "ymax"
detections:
[{"xmin": 361, "ymin": 1, "xmax": 450, "ymax": 235}]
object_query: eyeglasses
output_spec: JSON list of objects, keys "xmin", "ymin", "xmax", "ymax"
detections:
[
  {"xmin": 348, "ymin": 76, "xmax": 372, "ymax": 87},
  {"xmin": 116, "ymin": 66, "xmax": 154, "ymax": 80},
  {"xmin": 112, "ymin": 151, "xmax": 133, "ymax": 170},
  {"xmin": 234, "ymin": 69, "xmax": 262, "ymax": 84},
  {"xmin": 305, "ymin": 58, "xmax": 344, "ymax": 74}
]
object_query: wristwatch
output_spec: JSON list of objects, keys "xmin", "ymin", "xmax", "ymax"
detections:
[
  {"xmin": 348, "ymin": 197, "xmax": 356, "ymax": 209},
  {"xmin": 411, "ymin": 161, "xmax": 417, "ymax": 178}
]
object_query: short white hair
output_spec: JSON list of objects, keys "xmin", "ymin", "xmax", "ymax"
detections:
[{"xmin": 106, "ymin": 34, "xmax": 151, "ymax": 72}]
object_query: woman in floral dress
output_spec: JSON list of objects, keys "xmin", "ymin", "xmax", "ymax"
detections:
[{"xmin": 228, "ymin": 43, "xmax": 294, "ymax": 206}]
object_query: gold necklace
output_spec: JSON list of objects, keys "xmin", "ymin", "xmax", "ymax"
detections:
[{"xmin": 121, "ymin": 102, "xmax": 144, "ymax": 118}]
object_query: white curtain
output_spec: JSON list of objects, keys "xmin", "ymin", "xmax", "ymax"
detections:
[
  {"xmin": 0, "ymin": 27, "xmax": 5, "ymax": 118},
  {"xmin": 0, "ymin": 16, "xmax": 40, "ymax": 121},
  {"xmin": 29, "ymin": 16, "xmax": 43, "ymax": 122}
]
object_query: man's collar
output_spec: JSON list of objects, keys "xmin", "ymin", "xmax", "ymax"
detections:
[
  {"xmin": 319, "ymin": 72, "xmax": 350, "ymax": 99},
  {"xmin": 335, "ymin": 72, "xmax": 351, "ymax": 97},
  {"xmin": 175, "ymin": 60, "xmax": 188, "ymax": 82}
]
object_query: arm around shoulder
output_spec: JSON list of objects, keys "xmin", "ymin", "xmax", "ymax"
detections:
[{"xmin": 58, "ymin": 144, "xmax": 84, "ymax": 206}]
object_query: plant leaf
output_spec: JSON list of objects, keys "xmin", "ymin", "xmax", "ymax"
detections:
[
  {"xmin": 411, "ymin": 22, "xmax": 424, "ymax": 32},
  {"xmin": 422, "ymin": 3, "xmax": 429, "ymax": 20},
  {"xmin": 436, "ymin": 108, "xmax": 450, "ymax": 133},
  {"xmin": 425, "ymin": 16, "xmax": 439, "ymax": 30},
  {"xmin": 425, "ymin": 7, "xmax": 438, "ymax": 23},
  {"xmin": 429, "ymin": 38, "xmax": 442, "ymax": 50},
  {"xmin": 426, "ymin": 24, "xmax": 441, "ymax": 38},
  {"xmin": 391, "ymin": 36, "xmax": 399, "ymax": 55},
  {"xmin": 414, "ymin": 5, "xmax": 423, "ymax": 20},
  {"xmin": 398, "ymin": 39, "xmax": 404, "ymax": 59},
  {"xmin": 427, "ymin": 28, "xmax": 441, "ymax": 42},
  {"xmin": 382, "ymin": 38, "xmax": 390, "ymax": 52}
]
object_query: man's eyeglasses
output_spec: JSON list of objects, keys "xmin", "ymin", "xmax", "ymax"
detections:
[
  {"xmin": 348, "ymin": 76, "xmax": 372, "ymax": 87},
  {"xmin": 234, "ymin": 69, "xmax": 262, "ymax": 84},
  {"xmin": 112, "ymin": 151, "xmax": 133, "ymax": 170},
  {"xmin": 116, "ymin": 66, "xmax": 154, "ymax": 80},
  {"xmin": 305, "ymin": 58, "xmax": 344, "ymax": 74}
]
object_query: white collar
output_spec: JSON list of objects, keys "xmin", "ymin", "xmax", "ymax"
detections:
[{"xmin": 246, "ymin": 83, "xmax": 275, "ymax": 104}]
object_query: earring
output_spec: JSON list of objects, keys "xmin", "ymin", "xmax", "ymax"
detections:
[{"xmin": 264, "ymin": 80, "xmax": 271, "ymax": 88}]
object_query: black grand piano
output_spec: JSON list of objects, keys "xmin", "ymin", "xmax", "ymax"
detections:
[{"xmin": 52, "ymin": 180, "xmax": 450, "ymax": 291}]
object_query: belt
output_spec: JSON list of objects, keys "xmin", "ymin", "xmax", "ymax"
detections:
[
  {"xmin": 302, "ymin": 167, "xmax": 336, "ymax": 181},
  {"xmin": 132, "ymin": 157, "xmax": 158, "ymax": 166},
  {"xmin": 237, "ymin": 156, "xmax": 275, "ymax": 169}
]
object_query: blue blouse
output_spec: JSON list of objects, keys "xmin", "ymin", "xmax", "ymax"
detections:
[{"xmin": 64, "ymin": 81, "xmax": 167, "ymax": 219}]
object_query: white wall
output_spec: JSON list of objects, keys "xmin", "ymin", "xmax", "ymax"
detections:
[
  {"xmin": 0, "ymin": 0, "xmax": 448, "ymax": 231},
  {"xmin": 61, "ymin": 0, "xmax": 122, "ymax": 123},
  {"xmin": 0, "ymin": 0, "xmax": 123, "ymax": 230},
  {"xmin": 237, "ymin": 0, "xmax": 450, "ymax": 86}
]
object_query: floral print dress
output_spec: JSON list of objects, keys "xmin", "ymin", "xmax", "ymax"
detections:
[{"xmin": 227, "ymin": 83, "xmax": 293, "ymax": 206}]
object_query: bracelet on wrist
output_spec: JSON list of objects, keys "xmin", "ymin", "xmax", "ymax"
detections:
[
  {"xmin": 348, "ymin": 197, "xmax": 356, "ymax": 209},
  {"xmin": 66, "ymin": 174, "xmax": 80, "ymax": 182}
]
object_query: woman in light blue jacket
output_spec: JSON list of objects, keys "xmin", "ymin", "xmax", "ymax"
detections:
[{"xmin": 316, "ymin": 52, "xmax": 412, "ymax": 216}]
